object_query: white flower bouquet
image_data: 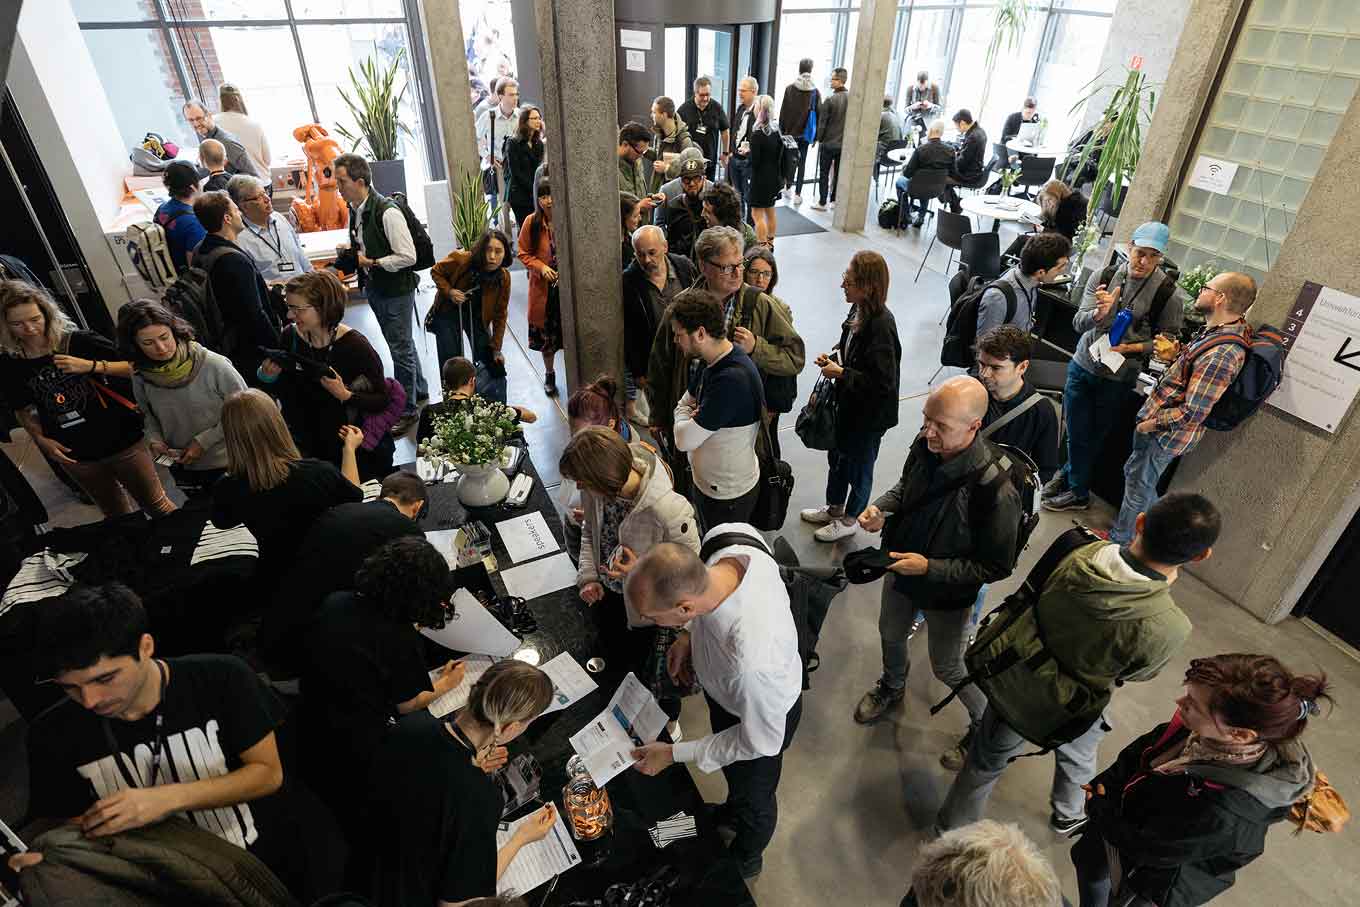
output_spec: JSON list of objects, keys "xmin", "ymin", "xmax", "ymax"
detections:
[{"xmin": 419, "ymin": 396, "xmax": 519, "ymax": 467}]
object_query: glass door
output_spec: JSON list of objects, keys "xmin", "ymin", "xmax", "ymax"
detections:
[{"xmin": 696, "ymin": 26, "xmax": 734, "ymax": 112}]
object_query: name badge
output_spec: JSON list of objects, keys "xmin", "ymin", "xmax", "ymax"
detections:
[
  {"xmin": 696, "ymin": 125, "xmax": 707, "ymax": 135},
  {"xmin": 278, "ymin": 260, "xmax": 296, "ymax": 273},
  {"xmin": 57, "ymin": 410, "xmax": 86, "ymax": 429}
]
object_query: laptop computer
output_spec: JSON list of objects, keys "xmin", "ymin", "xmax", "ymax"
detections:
[{"xmin": 1017, "ymin": 121, "xmax": 1041, "ymax": 145}]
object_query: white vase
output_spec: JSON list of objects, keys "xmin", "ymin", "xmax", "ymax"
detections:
[{"xmin": 456, "ymin": 462, "xmax": 510, "ymax": 507}]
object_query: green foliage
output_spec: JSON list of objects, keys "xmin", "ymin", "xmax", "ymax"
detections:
[
  {"xmin": 1178, "ymin": 262, "xmax": 1219, "ymax": 319},
  {"xmin": 452, "ymin": 168, "xmax": 502, "ymax": 251},
  {"xmin": 1069, "ymin": 67, "xmax": 1159, "ymax": 223},
  {"xmin": 419, "ymin": 396, "xmax": 519, "ymax": 466},
  {"xmin": 1000, "ymin": 167, "xmax": 1019, "ymax": 194},
  {"xmin": 336, "ymin": 48, "xmax": 414, "ymax": 161},
  {"xmin": 979, "ymin": 0, "xmax": 1031, "ymax": 119}
]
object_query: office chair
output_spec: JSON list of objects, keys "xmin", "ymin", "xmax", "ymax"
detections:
[
  {"xmin": 915, "ymin": 209, "xmax": 970, "ymax": 283},
  {"xmin": 899, "ymin": 168, "xmax": 948, "ymax": 233},
  {"xmin": 960, "ymin": 231, "xmax": 1002, "ymax": 281},
  {"xmin": 1014, "ymin": 156, "xmax": 1056, "ymax": 199},
  {"xmin": 875, "ymin": 138, "xmax": 910, "ymax": 201}
]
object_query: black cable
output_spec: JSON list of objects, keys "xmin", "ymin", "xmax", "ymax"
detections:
[{"xmin": 166, "ymin": 0, "xmax": 211, "ymax": 105}]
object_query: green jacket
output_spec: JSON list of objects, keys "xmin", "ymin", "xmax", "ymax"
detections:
[
  {"xmin": 645, "ymin": 280, "xmax": 805, "ymax": 430},
  {"xmin": 619, "ymin": 154, "xmax": 651, "ymax": 200},
  {"xmin": 1034, "ymin": 541, "xmax": 1192, "ymax": 689},
  {"xmin": 354, "ymin": 191, "xmax": 418, "ymax": 297}
]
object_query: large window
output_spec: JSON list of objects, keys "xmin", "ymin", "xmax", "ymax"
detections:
[
  {"xmin": 76, "ymin": 0, "xmax": 442, "ymax": 193},
  {"xmin": 774, "ymin": 2, "xmax": 1113, "ymax": 149}
]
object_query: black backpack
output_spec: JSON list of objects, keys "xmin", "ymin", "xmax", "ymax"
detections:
[
  {"xmin": 941, "ymin": 278, "xmax": 1017, "ymax": 368},
  {"xmin": 386, "ymin": 192, "xmax": 436, "ymax": 271},
  {"xmin": 1187, "ymin": 324, "xmax": 1287, "ymax": 430},
  {"xmin": 161, "ymin": 245, "xmax": 235, "ymax": 354},
  {"xmin": 699, "ymin": 531, "xmax": 848, "ymax": 691},
  {"xmin": 877, "ymin": 198, "xmax": 900, "ymax": 229},
  {"xmin": 779, "ymin": 133, "xmax": 800, "ymax": 185}
]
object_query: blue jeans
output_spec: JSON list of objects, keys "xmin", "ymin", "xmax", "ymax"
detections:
[
  {"xmin": 728, "ymin": 156, "xmax": 752, "ymax": 220},
  {"xmin": 1110, "ymin": 430, "xmax": 1177, "ymax": 544},
  {"xmin": 937, "ymin": 705, "xmax": 1110, "ymax": 830},
  {"xmin": 367, "ymin": 288, "xmax": 426, "ymax": 415},
  {"xmin": 895, "ymin": 175, "xmax": 925, "ymax": 218},
  {"xmin": 825, "ymin": 435, "xmax": 881, "ymax": 518},
  {"xmin": 1060, "ymin": 360, "xmax": 1131, "ymax": 499}
]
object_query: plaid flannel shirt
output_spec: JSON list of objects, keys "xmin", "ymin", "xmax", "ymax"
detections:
[{"xmin": 1139, "ymin": 320, "xmax": 1249, "ymax": 457}]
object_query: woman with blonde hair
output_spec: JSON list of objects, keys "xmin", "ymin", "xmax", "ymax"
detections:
[
  {"xmin": 0, "ymin": 281, "xmax": 175, "ymax": 518},
  {"xmin": 746, "ymin": 94, "xmax": 784, "ymax": 245},
  {"xmin": 215, "ymin": 83, "xmax": 271, "ymax": 178},
  {"xmin": 211, "ymin": 388, "xmax": 362, "ymax": 578},
  {"xmin": 258, "ymin": 269, "xmax": 396, "ymax": 480},
  {"xmin": 367, "ymin": 660, "xmax": 559, "ymax": 905}
]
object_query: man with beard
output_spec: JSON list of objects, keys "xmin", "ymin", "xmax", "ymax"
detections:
[
  {"xmin": 182, "ymin": 100, "xmax": 263, "ymax": 178},
  {"xmin": 623, "ymin": 225, "xmax": 696, "ymax": 415},
  {"xmin": 664, "ymin": 158, "xmax": 709, "ymax": 259}
]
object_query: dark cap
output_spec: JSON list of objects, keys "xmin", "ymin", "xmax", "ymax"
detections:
[
  {"xmin": 679, "ymin": 157, "xmax": 707, "ymax": 178},
  {"xmin": 842, "ymin": 547, "xmax": 897, "ymax": 584}
]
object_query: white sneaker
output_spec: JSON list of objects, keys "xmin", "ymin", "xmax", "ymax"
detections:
[
  {"xmin": 814, "ymin": 520, "xmax": 858, "ymax": 542},
  {"xmin": 829, "ymin": 200, "xmax": 837, "ymax": 208},
  {"xmin": 800, "ymin": 506, "xmax": 839, "ymax": 525},
  {"xmin": 810, "ymin": 202, "xmax": 827, "ymax": 211},
  {"xmin": 793, "ymin": 194, "xmax": 803, "ymax": 205}
]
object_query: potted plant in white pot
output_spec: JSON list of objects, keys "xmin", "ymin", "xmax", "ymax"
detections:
[
  {"xmin": 337, "ymin": 48, "xmax": 413, "ymax": 197},
  {"xmin": 418, "ymin": 396, "xmax": 519, "ymax": 506}
]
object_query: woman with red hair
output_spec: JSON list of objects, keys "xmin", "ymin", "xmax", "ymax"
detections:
[{"xmin": 1074, "ymin": 653, "xmax": 1326, "ymax": 907}]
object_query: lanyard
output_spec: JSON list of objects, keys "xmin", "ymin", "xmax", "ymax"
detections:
[
  {"xmin": 102, "ymin": 659, "xmax": 169, "ymax": 789},
  {"xmin": 247, "ymin": 218, "xmax": 284, "ymax": 259}
]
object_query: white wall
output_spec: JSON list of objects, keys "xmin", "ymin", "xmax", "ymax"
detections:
[
  {"xmin": 8, "ymin": 0, "xmax": 134, "ymax": 316},
  {"xmin": 1083, "ymin": 0, "xmax": 1194, "ymax": 130}
]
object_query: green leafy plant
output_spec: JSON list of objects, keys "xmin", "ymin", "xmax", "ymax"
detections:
[
  {"xmin": 1067, "ymin": 219, "xmax": 1102, "ymax": 287},
  {"xmin": 452, "ymin": 168, "xmax": 502, "ymax": 250},
  {"xmin": 1069, "ymin": 66, "xmax": 1159, "ymax": 223},
  {"xmin": 1000, "ymin": 167, "xmax": 1019, "ymax": 195},
  {"xmin": 336, "ymin": 48, "xmax": 413, "ymax": 161},
  {"xmin": 1178, "ymin": 262, "xmax": 1219, "ymax": 320},
  {"xmin": 978, "ymin": 0, "xmax": 1031, "ymax": 120},
  {"xmin": 419, "ymin": 396, "xmax": 519, "ymax": 466}
]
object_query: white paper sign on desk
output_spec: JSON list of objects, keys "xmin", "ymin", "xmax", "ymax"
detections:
[
  {"xmin": 495, "ymin": 512, "xmax": 560, "ymax": 564},
  {"xmin": 1090, "ymin": 334, "xmax": 1127, "ymax": 373},
  {"xmin": 500, "ymin": 552, "xmax": 577, "ymax": 600},
  {"xmin": 568, "ymin": 672, "xmax": 668, "ymax": 786},
  {"xmin": 426, "ymin": 654, "xmax": 496, "ymax": 718},
  {"xmin": 495, "ymin": 807, "xmax": 581, "ymax": 895},
  {"xmin": 421, "ymin": 589, "xmax": 520, "ymax": 657},
  {"xmin": 539, "ymin": 652, "xmax": 598, "ymax": 715}
]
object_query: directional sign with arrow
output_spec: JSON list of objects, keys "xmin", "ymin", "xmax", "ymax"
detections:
[{"xmin": 1272, "ymin": 282, "xmax": 1360, "ymax": 432}]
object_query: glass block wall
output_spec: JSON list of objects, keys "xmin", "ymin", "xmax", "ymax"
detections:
[{"xmin": 1165, "ymin": 0, "xmax": 1360, "ymax": 283}]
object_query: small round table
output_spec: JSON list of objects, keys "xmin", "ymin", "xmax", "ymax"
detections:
[
  {"xmin": 886, "ymin": 146, "xmax": 912, "ymax": 165},
  {"xmin": 960, "ymin": 195, "xmax": 1042, "ymax": 233},
  {"xmin": 1005, "ymin": 139, "xmax": 1066, "ymax": 159}
]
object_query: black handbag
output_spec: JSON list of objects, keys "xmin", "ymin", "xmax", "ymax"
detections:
[
  {"xmin": 750, "ymin": 418, "xmax": 794, "ymax": 531},
  {"xmin": 795, "ymin": 375, "xmax": 838, "ymax": 451}
]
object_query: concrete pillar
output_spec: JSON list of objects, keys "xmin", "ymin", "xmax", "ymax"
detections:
[
  {"xmin": 1082, "ymin": 0, "xmax": 1193, "ymax": 131},
  {"xmin": 830, "ymin": 0, "xmax": 899, "ymax": 234},
  {"xmin": 533, "ymin": 0, "xmax": 625, "ymax": 391},
  {"xmin": 421, "ymin": 0, "xmax": 480, "ymax": 216}
]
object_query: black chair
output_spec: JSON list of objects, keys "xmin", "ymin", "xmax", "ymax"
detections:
[
  {"xmin": 1014, "ymin": 155, "xmax": 1056, "ymax": 199},
  {"xmin": 875, "ymin": 138, "xmax": 910, "ymax": 200},
  {"xmin": 1095, "ymin": 179, "xmax": 1127, "ymax": 236},
  {"xmin": 960, "ymin": 231, "xmax": 1002, "ymax": 281},
  {"xmin": 915, "ymin": 209, "xmax": 970, "ymax": 283},
  {"xmin": 899, "ymin": 167, "xmax": 948, "ymax": 233}
]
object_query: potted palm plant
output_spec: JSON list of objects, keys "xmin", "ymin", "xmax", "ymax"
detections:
[
  {"xmin": 452, "ymin": 168, "xmax": 502, "ymax": 250},
  {"xmin": 337, "ymin": 48, "xmax": 414, "ymax": 197},
  {"xmin": 978, "ymin": 0, "xmax": 1031, "ymax": 121}
]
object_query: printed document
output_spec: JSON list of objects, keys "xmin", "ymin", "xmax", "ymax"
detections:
[
  {"xmin": 426, "ymin": 654, "xmax": 496, "ymax": 718},
  {"xmin": 568, "ymin": 673, "xmax": 667, "ymax": 786},
  {"xmin": 539, "ymin": 652, "xmax": 598, "ymax": 715},
  {"xmin": 495, "ymin": 512, "xmax": 560, "ymax": 564},
  {"xmin": 496, "ymin": 807, "xmax": 581, "ymax": 895}
]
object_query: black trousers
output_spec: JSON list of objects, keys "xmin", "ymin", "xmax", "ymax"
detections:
[
  {"xmin": 693, "ymin": 481, "xmax": 760, "ymax": 535},
  {"xmin": 818, "ymin": 145, "xmax": 843, "ymax": 204},
  {"xmin": 788, "ymin": 139, "xmax": 811, "ymax": 192},
  {"xmin": 707, "ymin": 693, "xmax": 803, "ymax": 864}
]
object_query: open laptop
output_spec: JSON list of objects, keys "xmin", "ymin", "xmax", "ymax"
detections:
[{"xmin": 1017, "ymin": 121, "xmax": 1041, "ymax": 145}]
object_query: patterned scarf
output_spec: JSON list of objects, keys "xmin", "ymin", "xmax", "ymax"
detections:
[
  {"xmin": 1151, "ymin": 730, "xmax": 1268, "ymax": 775},
  {"xmin": 138, "ymin": 341, "xmax": 205, "ymax": 389}
]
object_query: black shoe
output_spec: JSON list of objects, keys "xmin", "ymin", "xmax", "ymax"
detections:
[
  {"xmin": 543, "ymin": 371, "xmax": 558, "ymax": 396},
  {"xmin": 911, "ymin": 215, "xmax": 925, "ymax": 228},
  {"xmin": 738, "ymin": 855, "xmax": 763, "ymax": 879},
  {"xmin": 1050, "ymin": 813, "xmax": 1089, "ymax": 836}
]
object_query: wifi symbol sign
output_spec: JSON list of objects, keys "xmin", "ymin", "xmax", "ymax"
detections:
[{"xmin": 1207, "ymin": 163, "xmax": 1222, "ymax": 177}]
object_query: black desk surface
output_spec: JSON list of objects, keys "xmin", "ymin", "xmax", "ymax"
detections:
[{"xmin": 409, "ymin": 452, "xmax": 756, "ymax": 907}]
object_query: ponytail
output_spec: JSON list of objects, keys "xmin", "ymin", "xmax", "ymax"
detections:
[
  {"xmin": 465, "ymin": 660, "xmax": 553, "ymax": 753},
  {"xmin": 1185, "ymin": 653, "xmax": 1331, "ymax": 743}
]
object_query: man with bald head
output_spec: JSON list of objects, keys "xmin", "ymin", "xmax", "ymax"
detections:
[
  {"xmin": 199, "ymin": 139, "xmax": 231, "ymax": 193},
  {"xmin": 1108, "ymin": 271, "xmax": 1257, "ymax": 544},
  {"xmin": 622, "ymin": 224, "xmax": 696, "ymax": 412},
  {"xmin": 626, "ymin": 531, "xmax": 803, "ymax": 879},
  {"xmin": 853, "ymin": 376, "xmax": 1023, "ymax": 767}
]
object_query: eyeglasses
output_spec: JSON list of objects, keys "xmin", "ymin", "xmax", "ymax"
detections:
[
  {"xmin": 286, "ymin": 304, "xmax": 314, "ymax": 315},
  {"xmin": 705, "ymin": 261, "xmax": 743, "ymax": 277},
  {"xmin": 745, "ymin": 267, "xmax": 773, "ymax": 282},
  {"xmin": 630, "ymin": 143, "xmax": 650, "ymax": 156}
]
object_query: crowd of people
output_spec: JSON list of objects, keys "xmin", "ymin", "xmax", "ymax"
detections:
[{"xmin": 0, "ymin": 67, "xmax": 1336, "ymax": 907}]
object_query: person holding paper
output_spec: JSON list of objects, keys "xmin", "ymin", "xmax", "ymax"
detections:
[
  {"xmin": 625, "ymin": 533, "xmax": 803, "ymax": 879},
  {"xmin": 299, "ymin": 537, "xmax": 464, "ymax": 849},
  {"xmin": 367, "ymin": 661, "xmax": 558, "ymax": 906},
  {"xmin": 1043, "ymin": 222, "xmax": 1185, "ymax": 514}
]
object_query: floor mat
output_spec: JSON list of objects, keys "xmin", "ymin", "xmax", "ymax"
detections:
[{"xmin": 774, "ymin": 205, "xmax": 828, "ymax": 237}]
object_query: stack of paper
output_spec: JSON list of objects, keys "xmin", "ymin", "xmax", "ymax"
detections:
[
  {"xmin": 426, "ymin": 654, "xmax": 496, "ymax": 718},
  {"xmin": 495, "ymin": 807, "xmax": 581, "ymax": 895},
  {"xmin": 648, "ymin": 812, "xmax": 697, "ymax": 849}
]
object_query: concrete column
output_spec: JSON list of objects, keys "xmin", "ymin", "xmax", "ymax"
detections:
[
  {"xmin": 830, "ymin": 0, "xmax": 899, "ymax": 234},
  {"xmin": 1082, "ymin": 0, "xmax": 1193, "ymax": 131},
  {"xmin": 533, "ymin": 0, "xmax": 625, "ymax": 392},
  {"xmin": 421, "ymin": 0, "xmax": 480, "ymax": 215}
]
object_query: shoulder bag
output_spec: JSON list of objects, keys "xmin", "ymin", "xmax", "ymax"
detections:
[
  {"xmin": 794, "ymin": 375, "xmax": 837, "ymax": 451},
  {"xmin": 750, "ymin": 417, "xmax": 794, "ymax": 531}
]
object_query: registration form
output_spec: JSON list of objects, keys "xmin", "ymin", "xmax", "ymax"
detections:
[
  {"xmin": 568, "ymin": 672, "xmax": 667, "ymax": 785},
  {"xmin": 496, "ymin": 806, "xmax": 581, "ymax": 895}
]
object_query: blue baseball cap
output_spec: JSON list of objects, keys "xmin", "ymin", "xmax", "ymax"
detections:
[{"xmin": 1131, "ymin": 221, "xmax": 1170, "ymax": 253}]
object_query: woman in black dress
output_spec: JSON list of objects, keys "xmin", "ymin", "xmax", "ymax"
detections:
[
  {"xmin": 504, "ymin": 106, "xmax": 546, "ymax": 229},
  {"xmin": 258, "ymin": 270, "xmax": 396, "ymax": 481},
  {"xmin": 746, "ymin": 94, "xmax": 785, "ymax": 247}
]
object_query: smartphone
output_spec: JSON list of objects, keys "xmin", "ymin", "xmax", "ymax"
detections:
[
  {"xmin": 154, "ymin": 454, "xmax": 177, "ymax": 467},
  {"xmin": 827, "ymin": 350, "xmax": 842, "ymax": 364}
]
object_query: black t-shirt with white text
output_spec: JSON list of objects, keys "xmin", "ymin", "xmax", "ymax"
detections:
[
  {"xmin": 0, "ymin": 331, "xmax": 143, "ymax": 460},
  {"xmin": 27, "ymin": 654, "xmax": 286, "ymax": 853}
]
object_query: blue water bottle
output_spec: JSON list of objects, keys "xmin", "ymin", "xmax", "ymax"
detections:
[{"xmin": 1109, "ymin": 308, "xmax": 1134, "ymax": 345}]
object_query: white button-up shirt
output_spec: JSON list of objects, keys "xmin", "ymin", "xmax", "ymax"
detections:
[
  {"xmin": 355, "ymin": 194, "xmax": 417, "ymax": 272},
  {"xmin": 236, "ymin": 211, "xmax": 312, "ymax": 283},
  {"xmin": 477, "ymin": 103, "xmax": 520, "ymax": 165},
  {"xmin": 670, "ymin": 525, "xmax": 802, "ymax": 773}
]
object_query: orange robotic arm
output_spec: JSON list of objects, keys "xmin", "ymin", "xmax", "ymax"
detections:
[{"xmin": 290, "ymin": 124, "xmax": 349, "ymax": 233}]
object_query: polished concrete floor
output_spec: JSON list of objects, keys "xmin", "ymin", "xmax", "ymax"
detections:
[{"xmin": 4, "ymin": 191, "xmax": 1357, "ymax": 906}]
